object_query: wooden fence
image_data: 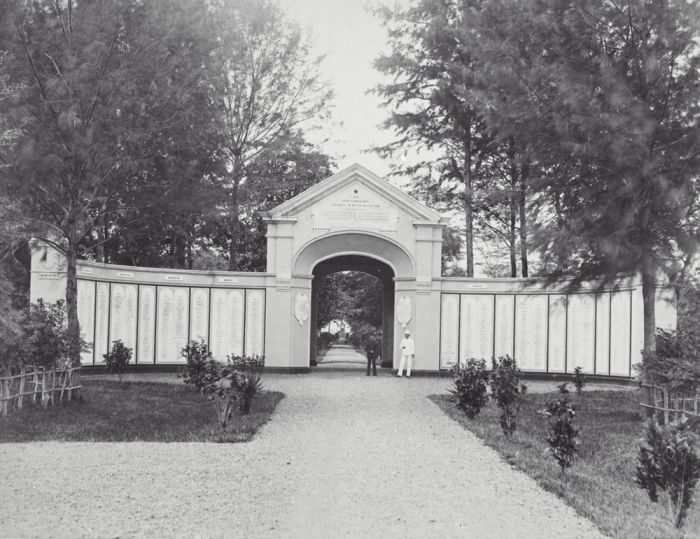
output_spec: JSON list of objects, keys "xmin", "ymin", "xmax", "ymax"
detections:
[
  {"xmin": 0, "ymin": 366, "xmax": 81, "ymax": 416},
  {"xmin": 640, "ymin": 384, "xmax": 700, "ymax": 424}
]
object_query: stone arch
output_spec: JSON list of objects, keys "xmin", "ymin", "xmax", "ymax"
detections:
[
  {"xmin": 292, "ymin": 231, "xmax": 415, "ymax": 278},
  {"xmin": 309, "ymin": 254, "xmax": 396, "ymax": 368},
  {"xmin": 293, "ymin": 232, "xmax": 414, "ymax": 369}
]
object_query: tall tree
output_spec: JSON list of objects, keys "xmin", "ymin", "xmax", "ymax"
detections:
[
  {"xmin": 212, "ymin": 131, "xmax": 335, "ymax": 272},
  {"xmin": 477, "ymin": 0, "xmax": 700, "ymax": 387},
  {"xmin": 374, "ymin": 0, "xmax": 495, "ymax": 277},
  {"xmin": 0, "ymin": 0, "xmax": 216, "ymax": 364},
  {"xmin": 208, "ymin": 0, "xmax": 332, "ymax": 270}
]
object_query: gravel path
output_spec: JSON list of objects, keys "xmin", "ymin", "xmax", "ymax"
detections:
[{"xmin": 0, "ymin": 372, "xmax": 606, "ymax": 538}]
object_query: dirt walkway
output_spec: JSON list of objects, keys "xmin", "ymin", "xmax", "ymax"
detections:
[{"xmin": 0, "ymin": 373, "xmax": 605, "ymax": 538}]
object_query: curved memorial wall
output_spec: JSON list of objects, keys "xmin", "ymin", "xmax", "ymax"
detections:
[
  {"xmin": 438, "ymin": 277, "xmax": 675, "ymax": 378},
  {"xmin": 73, "ymin": 261, "xmax": 267, "ymax": 366}
]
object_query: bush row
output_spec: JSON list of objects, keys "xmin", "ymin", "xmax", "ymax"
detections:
[{"xmin": 450, "ymin": 352, "xmax": 700, "ymax": 529}]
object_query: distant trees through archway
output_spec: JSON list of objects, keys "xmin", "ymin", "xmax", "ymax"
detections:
[
  {"xmin": 310, "ymin": 255, "xmax": 395, "ymax": 369},
  {"xmin": 316, "ymin": 271, "xmax": 384, "ymax": 355}
]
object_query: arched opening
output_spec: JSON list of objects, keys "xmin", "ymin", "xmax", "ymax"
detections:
[{"xmin": 310, "ymin": 255, "xmax": 395, "ymax": 369}]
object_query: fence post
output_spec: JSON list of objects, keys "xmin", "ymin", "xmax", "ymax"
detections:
[
  {"xmin": 0, "ymin": 379, "xmax": 6, "ymax": 417},
  {"xmin": 41, "ymin": 371, "xmax": 48, "ymax": 408},
  {"xmin": 64, "ymin": 368, "xmax": 71, "ymax": 402},
  {"xmin": 71, "ymin": 367, "xmax": 80, "ymax": 400},
  {"xmin": 50, "ymin": 371, "xmax": 56, "ymax": 406},
  {"xmin": 17, "ymin": 368, "xmax": 26, "ymax": 410}
]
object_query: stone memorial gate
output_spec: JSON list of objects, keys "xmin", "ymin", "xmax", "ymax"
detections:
[{"xmin": 30, "ymin": 164, "xmax": 676, "ymax": 377}]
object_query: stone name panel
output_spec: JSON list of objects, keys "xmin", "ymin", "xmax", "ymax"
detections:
[
  {"xmin": 439, "ymin": 294, "xmax": 459, "ymax": 368},
  {"xmin": 210, "ymin": 289, "xmax": 244, "ymax": 361},
  {"xmin": 459, "ymin": 294, "xmax": 494, "ymax": 364},
  {"xmin": 138, "ymin": 286, "xmax": 156, "ymax": 364},
  {"xmin": 515, "ymin": 294, "xmax": 547, "ymax": 372},
  {"xmin": 77, "ymin": 279, "xmax": 265, "ymax": 365},
  {"xmin": 77, "ymin": 280, "xmax": 95, "ymax": 364},
  {"xmin": 245, "ymin": 289, "xmax": 265, "ymax": 357},
  {"xmin": 440, "ymin": 290, "xmax": 634, "ymax": 377}
]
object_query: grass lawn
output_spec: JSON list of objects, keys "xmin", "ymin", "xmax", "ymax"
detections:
[
  {"xmin": 0, "ymin": 379, "xmax": 284, "ymax": 443},
  {"xmin": 431, "ymin": 389, "xmax": 700, "ymax": 539}
]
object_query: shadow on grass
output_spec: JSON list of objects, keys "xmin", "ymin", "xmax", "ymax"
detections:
[
  {"xmin": 0, "ymin": 379, "xmax": 284, "ymax": 443},
  {"xmin": 430, "ymin": 390, "xmax": 700, "ymax": 539}
]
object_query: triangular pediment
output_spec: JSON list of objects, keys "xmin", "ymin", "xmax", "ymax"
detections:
[{"xmin": 264, "ymin": 163, "xmax": 443, "ymax": 223}]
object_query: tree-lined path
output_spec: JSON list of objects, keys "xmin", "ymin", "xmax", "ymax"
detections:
[
  {"xmin": 0, "ymin": 374, "xmax": 602, "ymax": 537},
  {"xmin": 316, "ymin": 344, "xmax": 368, "ymax": 370}
]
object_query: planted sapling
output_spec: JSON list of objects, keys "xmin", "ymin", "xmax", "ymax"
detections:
[
  {"xmin": 541, "ymin": 396, "xmax": 580, "ymax": 472},
  {"xmin": 103, "ymin": 340, "xmax": 132, "ymax": 382},
  {"xmin": 449, "ymin": 358, "xmax": 489, "ymax": 419}
]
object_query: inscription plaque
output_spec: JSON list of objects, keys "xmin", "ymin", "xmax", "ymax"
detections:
[
  {"xmin": 494, "ymin": 295, "xmax": 514, "ymax": 359},
  {"xmin": 190, "ymin": 288, "xmax": 209, "ymax": 344},
  {"xmin": 515, "ymin": 295, "xmax": 547, "ymax": 371},
  {"xmin": 110, "ymin": 284, "xmax": 137, "ymax": 352},
  {"xmin": 610, "ymin": 290, "xmax": 631, "ymax": 376},
  {"xmin": 312, "ymin": 183, "xmax": 399, "ymax": 231},
  {"xmin": 210, "ymin": 289, "xmax": 244, "ymax": 360},
  {"xmin": 138, "ymin": 286, "xmax": 156, "ymax": 364},
  {"xmin": 156, "ymin": 287, "xmax": 174, "ymax": 363},
  {"xmin": 156, "ymin": 287, "xmax": 188, "ymax": 363},
  {"xmin": 567, "ymin": 294, "xmax": 595, "ymax": 373},
  {"xmin": 440, "ymin": 295, "xmax": 459, "ymax": 368},
  {"xmin": 94, "ymin": 282, "xmax": 110, "ymax": 361},
  {"xmin": 245, "ymin": 290, "xmax": 265, "ymax": 356},
  {"xmin": 171, "ymin": 288, "xmax": 189, "ymax": 364},
  {"xmin": 77, "ymin": 280, "xmax": 95, "ymax": 365},
  {"xmin": 459, "ymin": 295, "xmax": 494, "ymax": 363},
  {"xmin": 595, "ymin": 293, "xmax": 611, "ymax": 374},
  {"xmin": 548, "ymin": 295, "xmax": 567, "ymax": 372}
]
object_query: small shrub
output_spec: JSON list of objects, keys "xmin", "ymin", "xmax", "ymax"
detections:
[
  {"xmin": 449, "ymin": 358, "xmax": 489, "ymax": 419},
  {"xmin": 209, "ymin": 377, "xmax": 238, "ymax": 430},
  {"xmin": 490, "ymin": 355, "xmax": 527, "ymax": 436},
  {"xmin": 224, "ymin": 354, "xmax": 265, "ymax": 414},
  {"xmin": 541, "ymin": 396, "xmax": 580, "ymax": 472},
  {"xmin": 180, "ymin": 340, "xmax": 220, "ymax": 392},
  {"xmin": 22, "ymin": 299, "xmax": 71, "ymax": 369},
  {"xmin": 572, "ymin": 367, "xmax": 586, "ymax": 395},
  {"xmin": 636, "ymin": 416, "xmax": 700, "ymax": 528},
  {"xmin": 226, "ymin": 354, "xmax": 264, "ymax": 374},
  {"xmin": 234, "ymin": 371, "xmax": 263, "ymax": 414},
  {"xmin": 103, "ymin": 340, "xmax": 132, "ymax": 382},
  {"xmin": 642, "ymin": 328, "xmax": 700, "ymax": 394},
  {"xmin": 317, "ymin": 331, "xmax": 338, "ymax": 352},
  {"xmin": 557, "ymin": 382, "xmax": 570, "ymax": 394}
]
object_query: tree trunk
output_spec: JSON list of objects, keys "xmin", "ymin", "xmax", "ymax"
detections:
[
  {"xmin": 96, "ymin": 214, "xmax": 105, "ymax": 263},
  {"xmin": 463, "ymin": 114, "xmax": 474, "ymax": 277},
  {"xmin": 65, "ymin": 236, "xmax": 81, "ymax": 367},
  {"xmin": 641, "ymin": 263, "xmax": 657, "ymax": 415},
  {"xmin": 187, "ymin": 239, "xmax": 193, "ymax": 270},
  {"xmin": 228, "ymin": 155, "xmax": 243, "ymax": 272},
  {"xmin": 509, "ymin": 205, "xmax": 517, "ymax": 278},
  {"xmin": 174, "ymin": 230, "xmax": 186, "ymax": 269},
  {"xmin": 508, "ymin": 139, "xmax": 518, "ymax": 277},
  {"xmin": 519, "ymin": 160, "xmax": 529, "ymax": 278}
]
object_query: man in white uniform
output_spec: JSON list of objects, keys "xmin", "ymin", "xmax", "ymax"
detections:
[{"xmin": 397, "ymin": 330, "xmax": 415, "ymax": 377}]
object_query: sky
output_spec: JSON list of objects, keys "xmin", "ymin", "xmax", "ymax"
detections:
[{"xmin": 277, "ymin": 0, "xmax": 409, "ymax": 179}]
